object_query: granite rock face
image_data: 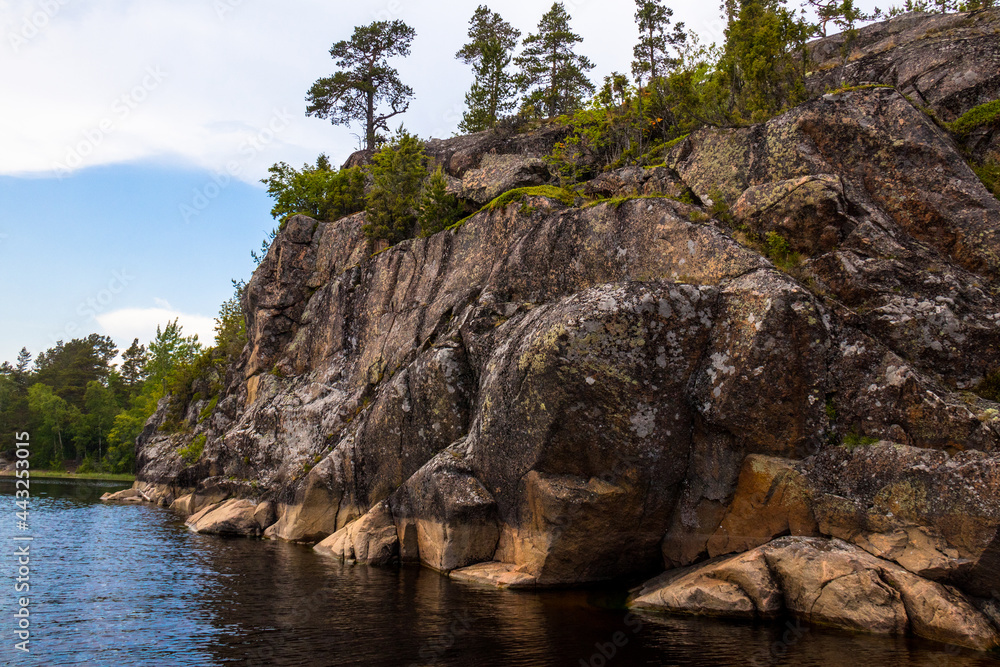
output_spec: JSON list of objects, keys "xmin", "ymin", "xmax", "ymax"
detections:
[
  {"xmin": 124, "ymin": 11, "xmax": 1000, "ymax": 652},
  {"xmin": 671, "ymin": 87, "xmax": 1000, "ymax": 387},
  {"xmin": 633, "ymin": 536, "xmax": 1000, "ymax": 651},
  {"xmin": 807, "ymin": 9, "xmax": 1000, "ymax": 121}
]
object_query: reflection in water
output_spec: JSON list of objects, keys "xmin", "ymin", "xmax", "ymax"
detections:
[{"xmin": 1, "ymin": 479, "xmax": 997, "ymax": 666}]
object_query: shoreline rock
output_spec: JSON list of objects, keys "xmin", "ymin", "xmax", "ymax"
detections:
[{"xmin": 122, "ymin": 9, "xmax": 1000, "ymax": 652}]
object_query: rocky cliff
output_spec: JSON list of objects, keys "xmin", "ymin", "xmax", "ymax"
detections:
[{"xmin": 114, "ymin": 9, "xmax": 1000, "ymax": 652}]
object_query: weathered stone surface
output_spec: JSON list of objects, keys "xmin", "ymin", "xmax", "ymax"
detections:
[
  {"xmin": 633, "ymin": 548, "xmax": 782, "ymax": 618},
  {"xmin": 391, "ymin": 451, "xmax": 500, "ymax": 572},
  {"xmin": 424, "ymin": 123, "xmax": 569, "ymax": 179},
  {"xmin": 807, "ymin": 9, "xmax": 1000, "ymax": 120},
  {"xmin": 169, "ymin": 486, "xmax": 228, "ymax": 517},
  {"xmin": 130, "ymin": 12, "xmax": 1000, "ymax": 651},
  {"xmin": 634, "ymin": 537, "xmax": 1000, "ymax": 650},
  {"xmin": 806, "ymin": 444, "xmax": 1000, "ymax": 597},
  {"xmin": 101, "ymin": 487, "xmax": 144, "ymax": 503},
  {"xmin": 706, "ymin": 455, "xmax": 818, "ymax": 557},
  {"xmin": 449, "ymin": 561, "xmax": 537, "ymax": 589},
  {"xmin": 265, "ymin": 456, "xmax": 354, "ymax": 543},
  {"xmin": 582, "ymin": 166, "xmax": 686, "ymax": 200},
  {"xmin": 253, "ymin": 501, "xmax": 276, "ymax": 530},
  {"xmin": 315, "ymin": 500, "xmax": 399, "ymax": 566},
  {"xmin": 187, "ymin": 499, "xmax": 260, "ymax": 536},
  {"xmin": 731, "ymin": 174, "xmax": 854, "ymax": 255},
  {"xmin": 459, "ymin": 154, "xmax": 549, "ymax": 205},
  {"xmin": 671, "ymin": 87, "xmax": 1000, "ymax": 386}
]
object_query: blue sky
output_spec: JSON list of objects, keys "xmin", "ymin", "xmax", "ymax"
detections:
[{"xmin": 0, "ymin": 0, "xmax": 880, "ymax": 365}]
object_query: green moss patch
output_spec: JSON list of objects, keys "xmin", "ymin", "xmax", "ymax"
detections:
[
  {"xmin": 972, "ymin": 160, "xmax": 1000, "ymax": 200},
  {"xmin": 843, "ymin": 430, "xmax": 879, "ymax": 451},
  {"xmin": 829, "ymin": 83, "xmax": 895, "ymax": 95},
  {"xmin": 486, "ymin": 185, "xmax": 578, "ymax": 211},
  {"xmin": 947, "ymin": 99, "xmax": 1000, "ymax": 138},
  {"xmin": 179, "ymin": 433, "xmax": 206, "ymax": 465},
  {"xmin": 198, "ymin": 395, "xmax": 219, "ymax": 424}
]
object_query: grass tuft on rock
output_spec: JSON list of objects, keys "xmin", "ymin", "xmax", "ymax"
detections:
[
  {"xmin": 947, "ymin": 99, "xmax": 1000, "ymax": 138},
  {"xmin": 486, "ymin": 185, "xmax": 578, "ymax": 211},
  {"xmin": 842, "ymin": 430, "xmax": 879, "ymax": 451},
  {"xmin": 179, "ymin": 433, "xmax": 207, "ymax": 465}
]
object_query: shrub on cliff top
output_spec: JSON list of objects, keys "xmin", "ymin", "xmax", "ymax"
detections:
[
  {"xmin": 417, "ymin": 167, "xmax": 464, "ymax": 237},
  {"xmin": 261, "ymin": 155, "xmax": 365, "ymax": 223},
  {"xmin": 364, "ymin": 128, "xmax": 428, "ymax": 244}
]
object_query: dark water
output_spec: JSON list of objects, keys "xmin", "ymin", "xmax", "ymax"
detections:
[{"xmin": 0, "ymin": 479, "xmax": 997, "ymax": 666}]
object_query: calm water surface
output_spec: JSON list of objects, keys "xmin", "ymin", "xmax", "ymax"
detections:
[{"xmin": 0, "ymin": 478, "xmax": 997, "ymax": 666}]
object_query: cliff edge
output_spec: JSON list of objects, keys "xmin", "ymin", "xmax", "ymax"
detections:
[{"xmin": 112, "ymin": 9, "xmax": 1000, "ymax": 651}]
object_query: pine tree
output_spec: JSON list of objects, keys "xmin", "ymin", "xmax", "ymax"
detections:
[
  {"xmin": 417, "ymin": 167, "xmax": 463, "ymax": 236},
  {"xmin": 457, "ymin": 6, "xmax": 521, "ymax": 132},
  {"xmin": 13, "ymin": 347, "xmax": 31, "ymax": 388},
  {"xmin": 306, "ymin": 20, "xmax": 417, "ymax": 152},
  {"xmin": 515, "ymin": 2, "xmax": 596, "ymax": 118},
  {"xmin": 147, "ymin": 320, "xmax": 201, "ymax": 385},
  {"xmin": 214, "ymin": 286, "xmax": 247, "ymax": 363},
  {"xmin": 365, "ymin": 129, "xmax": 428, "ymax": 244},
  {"xmin": 632, "ymin": 0, "xmax": 687, "ymax": 84},
  {"xmin": 120, "ymin": 339, "xmax": 149, "ymax": 394},
  {"xmin": 720, "ymin": 0, "xmax": 811, "ymax": 123}
]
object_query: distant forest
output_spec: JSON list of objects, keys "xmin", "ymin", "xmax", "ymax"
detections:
[{"xmin": 0, "ymin": 290, "xmax": 245, "ymax": 473}]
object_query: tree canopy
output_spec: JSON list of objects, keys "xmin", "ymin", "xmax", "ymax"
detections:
[
  {"xmin": 515, "ymin": 2, "xmax": 595, "ymax": 118},
  {"xmin": 719, "ymin": 0, "xmax": 811, "ymax": 123},
  {"xmin": 306, "ymin": 20, "xmax": 417, "ymax": 152},
  {"xmin": 456, "ymin": 5, "xmax": 521, "ymax": 132},
  {"xmin": 364, "ymin": 128, "xmax": 428, "ymax": 244},
  {"xmin": 632, "ymin": 0, "xmax": 687, "ymax": 83},
  {"xmin": 261, "ymin": 155, "xmax": 366, "ymax": 223}
]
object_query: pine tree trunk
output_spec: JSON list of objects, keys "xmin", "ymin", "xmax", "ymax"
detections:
[{"xmin": 367, "ymin": 88, "xmax": 375, "ymax": 152}]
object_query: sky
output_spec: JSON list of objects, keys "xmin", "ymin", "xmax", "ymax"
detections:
[{"xmin": 0, "ymin": 0, "xmax": 881, "ymax": 366}]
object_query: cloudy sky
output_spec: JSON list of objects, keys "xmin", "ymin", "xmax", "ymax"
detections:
[{"xmin": 0, "ymin": 0, "xmax": 880, "ymax": 365}]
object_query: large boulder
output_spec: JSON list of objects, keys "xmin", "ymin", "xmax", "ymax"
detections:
[
  {"xmin": 314, "ymin": 500, "xmax": 399, "ymax": 566},
  {"xmin": 633, "ymin": 536, "xmax": 1000, "ymax": 651},
  {"xmin": 186, "ymin": 499, "xmax": 261, "ymax": 537},
  {"xmin": 459, "ymin": 154, "xmax": 550, "ymax": 205}
]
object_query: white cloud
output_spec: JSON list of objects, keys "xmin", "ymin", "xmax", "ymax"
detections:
[
  {"xmin": 1, "ymin": 0, "xmax": 878, "ymax": 183},
  {"xmin": 0, "ymin": 0, "xmax": 665, "ymax": 182},
  {"xmin": 96, "ymin": 307, "xmax": 216, "ymax": 350}
]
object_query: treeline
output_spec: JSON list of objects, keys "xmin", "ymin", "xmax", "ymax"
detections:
[
  {"xmin": 0, "ymin": 290, "xmax": 247, "ymax": 473},
  {"xmin": 261, "ymin": 0, "xmax": 996, "ymax": 247}
]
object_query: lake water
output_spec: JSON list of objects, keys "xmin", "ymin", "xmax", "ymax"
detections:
[{"xmin": 0, "ymin": 478, "xmax": 997, "ymax": 666}]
